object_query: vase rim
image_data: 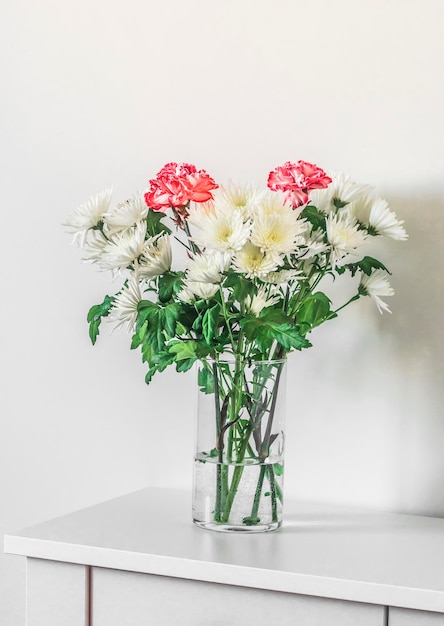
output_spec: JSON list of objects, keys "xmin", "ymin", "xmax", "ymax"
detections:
[{"xmin": 203, "ymin": 356, "xmax": 287, "ymax": 365}]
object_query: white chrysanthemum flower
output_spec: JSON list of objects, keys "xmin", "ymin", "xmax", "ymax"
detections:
[
  {"xmin": 138, "ymin": 234, "xmax": 172, "ymax": 280},
  {"xmin": 104, "ymin": 193, "xmax": 149, "ymax": 234},
  {"xmin": 109, "ymin": 277, "xmax": 143, "ymax": 331},
  {"xmin": 261, "ymin": 269, "xmax": 305, "ymax": 285},
  {"xmin": 182, "ymin": 280, "xmax": 219, "ymax": 300},
  {"xmin": 216, "ymin": 182, "xmax": 265, "ymax": 219},
  {"xmin": 186, "ymin": 251, "xmax": 231, "ymax": 284},
  {"xmin": 369, "ymin": 199, "xmax": 407, "ymax": 241},
  {"xmin": 359, "ymin": 270, "xmax": 394, "ymax": 314},
  {"xmin": 233, "ymin": 242, "xmax": 281, "ymax": 278},
  {"xmin": 176, "ymin": 286, "xmax": 196, "ymax": 304},
  {"xmin": 344, "ymin": 192, "xmax": 373, "ymax": 223},
  {"xmin": 299, "ymin": 227, "xmax": 329, "ymax": 259},
  {"xmin": 65, "ymin": 188, "xmax": 112, "ymax": 246},
  {"xmin": 347, "ymin": 194, "xmax": 407, "ymax": 241},
  {"xmin": 81, "ymin": 230, "xmax": 109, "ymax": 263},
  {"xmin": 245, "ymin": 285, "xmax": 280, "ymax": 316},
  {"xmin": 309, "ymin": 172, "xmax": 371, "ymax": 214},
  {"xmin": 99, "ymin": 222, "xmax": 147, "ymax": 271},
  {"xmin": 250, "ymin": 209, "xmax": 306, "ymax": 260},
  {"xmin": 252, "ymin": 190, "xmax": 293, "ymax": 217},
  {"xmin": 326, "ymin": 214, "xmax": 367, "ymax": 266},
  {"xmin": 187, "ymin": 203, "xmax": 251, "ymax": 253}
]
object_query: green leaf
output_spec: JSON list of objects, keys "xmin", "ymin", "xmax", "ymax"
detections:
[
  {"xmin": 169, "ymin": 340, "xmax": 198, "ymax": 361},
  {"xmin": 175, "ymin": 358, "xmax": 197, "ymax": 373},
  {"xmin": 159, "ymin": 302, "xmax": 181, "ymax": 338},
  {"xmin": 136, "ymin": 300, "xmax": 158, "ymax": 327},
  {"xmin": 202, "ymin": 303, "xmax": 221, "ymax": 344},
  {"xmin": 273, "ymin": 324, "xmax": 312, "ymax": 351},
  {"xmin": 337, "ymin": 256, "xmax": 390, "ymax": 277},
  {"xmin": 86, "ymin": 295, "xmax": 115, "ymax": 345},
  {"xmin": 198, "ymin": 365, "xmax": 215, "ymax": 394},
  {"xmin": 273, "ymin": 463, "xmax": 284, "ymax": 476},
  {"xmin": 141, "ymin": 339, "xmax": 154, "ymax": 363},
  {"xmin": 146, "ymin": 209, "xmax": 172, "ymax": 237},
  {"xmin": 141, "ymin": 348, "xmax": 176, "ymax": 385},
  {"xmin": 158, "ymin": 272, "xmax": 184, "ymax": 303},
  {"xmin": 223, "ymin": 274, "xmax": 255, "ymax": 302},
  {"xmin": 240, "ymin": 309, "xmax": 311, "ymax": 352},
  {"xmin": 192, "ymin": 313, "xmax": 203, "ymax": 332},
  {"xmin": 131, "ymin": 320, "xmax": 149, "ymax": 350},
  {"xmin": 88, "ymin": 320, "xmax": 100, "ymax": 345},
  {"xmin": 275, "ymin": 481, "xmax": 283, "ymax": 503},
  {"xmin": 301, "ymin": 205, "xmax": 327, "ymax": 232},
  {"xmin": 296, "ymin": 292, "xmax": 337, "ymax": 333}
]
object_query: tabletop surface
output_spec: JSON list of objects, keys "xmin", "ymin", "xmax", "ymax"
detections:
[{"xmin": 4, "ymin": 487, "xmax": 444, "ymax": 612}]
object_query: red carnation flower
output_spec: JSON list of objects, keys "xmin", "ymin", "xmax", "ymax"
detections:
[
  {"xmin": 267, "ymin": 160, "xmax": 332, "ymax": 208},
  {"xmin": 145, "ymin": 162, "xmax": 218, "ymax": 213}
]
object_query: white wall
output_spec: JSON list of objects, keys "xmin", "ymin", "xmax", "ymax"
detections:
[{"xmin": 1, "ymin": 0, "xmax": 444, "ymax": 623}]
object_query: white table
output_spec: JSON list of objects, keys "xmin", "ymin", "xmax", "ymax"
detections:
[{"xmin": 4, "ymin": 487, "xmax": 444, "ymax": 625}]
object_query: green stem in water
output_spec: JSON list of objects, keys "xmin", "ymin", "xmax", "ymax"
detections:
[
  {"xmin": 213, "ymin": 362, "xmax": 224, "ymax": 521},
  {"xmin": 249, "ymin": 465, "xmax": 266, "ymax": 523},
  {"xmin": 220, "ymin": 422, "xmax": 253, "ymax": 524},
  {"xmin": 268, "ymin": 465, "xmax": 278, "ymax": 523}
]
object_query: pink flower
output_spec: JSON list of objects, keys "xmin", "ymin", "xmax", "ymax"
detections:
[
  {"xmin": 186, "ymin": 171, "xmax": 219, "ymax": 202},
  {"xmin": 144, "ymin": 162, "xmax": 218, "ymax": 212},
  {"xmin": 157, "ymin": 162, "xmax": 197, "ymax": 178},
  {"xmin": 267, "ymin": 160, "xmax": 332, "ymax": 208},
  {"xmin": 144, "ymin": 177, "xmax": 189, "ymax": 212}
]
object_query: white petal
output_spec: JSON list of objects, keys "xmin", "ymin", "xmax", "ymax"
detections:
[
  {"xmin": 139, "ymin": 234, "xmax": 172, "ymax": 279},
  {"xmin": 359, "ymin": 270, "xmax": 394, "ymax": 314},
  {"xmin": 65, "ymin": 189, "xmax": 112, "ymax": 246}
]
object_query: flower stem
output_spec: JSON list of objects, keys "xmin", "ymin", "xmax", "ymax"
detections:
[
  {"xmin": 213, "ymin": 362, "xmax": 224, "ymax": 521},
  {"xmin": 249, "ymin": 465, "xmax": 266, "ymax": 523},
  {"xmin": 268, "ymin": 465, "xmax": 278, "ymax": 523},
  {"xmin": 220, "ymin": 422, "xmax": 253, "ymax": 524},
  {"xmin": 334, "ymin": 293, "xmax": 360, "ymax": 314},
  {"xmin": 261, "ymin": 364, "xmax": 283, "ymax": 457},
  {"xmin": 220, "ymin": 466, "xmax": 243, "ymax": 524}
]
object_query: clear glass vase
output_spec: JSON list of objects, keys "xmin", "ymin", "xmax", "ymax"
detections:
[{"xmin": 192, "ymin": 357, "xmax": 287, "ymax": 533}]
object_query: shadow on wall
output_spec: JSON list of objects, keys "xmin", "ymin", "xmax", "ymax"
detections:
[
  {"xmin": 286, "ymin": 192, "xmax": 444, "ymax": 517},
  {"xmin": 385, "ymin": 193, "xmax": 444, "ymax": 516}
]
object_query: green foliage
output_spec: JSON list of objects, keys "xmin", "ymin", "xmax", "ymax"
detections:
[
  {"xmin": 169, "ymin": 340, "xmax": 199, "ymax": 361},
  {"xmin": 158, "ymin": 272, "xmax": 184, "ymax": 303},
  {"xmin": 70, "ymin": 167, "xmax": 405, "ymax": 401},
  {"xmin": 273, "ymin": 463, "xmax": 284, "ymax": 476},
  {"xmin": 300, "ymin": 205, "xmax": 327, "ymax": 232},
  {"xmin": 198, "ymin": 365, "xmax": 215, "ymax": 394},
  {"xmin": 296, "ymin": 292, "xmax": 337, "ymax": 335},
  {"xmin": 168, "ymin": 340, "xmax": 211, "ymax": 374},
  {"xmin": 202, "ymin": 303, "xmax": 221, "ymax": 344},
  {"xmin": 144, "ymin": 350, "xmax": 176, "ymax": 384},
  {"xmin": 86, "ymin": 295, "xmax": 115, "ymax": 345},
  {"xmin": 223, "ymin": 274, "xmax": 255, "ymax": 302},
  {"xmin": 240, "ymin": 309, "xmax": 311, "ymax": 353},
  {"xmin": 336, "ymin": 256, "xmax": 390, "ymax": 277},
  {"xmin": 145, "ymin": 209, "xmax": 172, "ymax": 237},
  {"xmin": 130, "ymin": 300, "xmax": 187, "ymax": 383}
]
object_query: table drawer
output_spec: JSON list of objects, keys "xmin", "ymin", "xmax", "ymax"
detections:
[
  {"xmin": 390, "ymin": 607, "xmax": 444, "ymax": 625},
  {"xmin": 92, "ymin": 567, "xmax": 385, "ymax": 626}
]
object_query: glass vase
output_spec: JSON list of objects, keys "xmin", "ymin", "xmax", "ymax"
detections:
[{"xmin": 192, "ymin": 357, "xmax": 287, "ymax": 533}]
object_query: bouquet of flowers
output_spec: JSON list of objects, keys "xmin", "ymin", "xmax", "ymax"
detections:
[
  {"xmin": 65, "ymin": 160, "xmax": 406, "ymax": 379},
  {"xmin": 65, "ymin": 160, "xmax": 407, "ymax": 531}
]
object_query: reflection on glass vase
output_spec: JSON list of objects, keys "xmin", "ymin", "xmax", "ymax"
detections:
[{"xmin": 192, "ymin": 357, "xmax": 287, "ymax": 533}]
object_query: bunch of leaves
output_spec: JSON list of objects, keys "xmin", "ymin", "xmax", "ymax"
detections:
[{"xmin": 85, "ymin": 202, "xmax": 391, "ymax": 384}]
